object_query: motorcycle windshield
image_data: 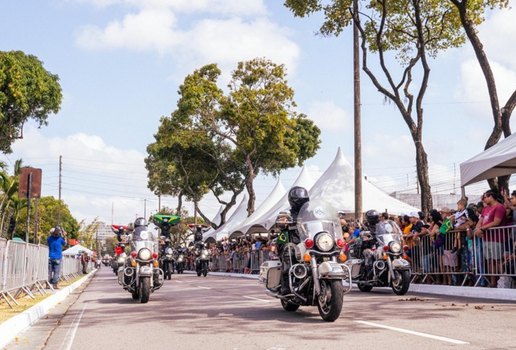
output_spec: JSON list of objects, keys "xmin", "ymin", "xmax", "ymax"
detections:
[
  {"xmin": 296, "ymin": 199, "xmax": 343, "ymax": 242},
  {"xmin": 132, "ymin": 240, "xmax": 156, "ymax": 253},
  {"xmin": 375, "ymin": 220, "xmax": 402, "ymax": 246}
]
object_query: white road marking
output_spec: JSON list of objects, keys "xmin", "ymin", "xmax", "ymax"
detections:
[
  {"xmin": 61, "ymin": 303, "xmax": 88, "ymax": 350},
  {"xmin": 354, "ymin": 320, "xmax": 469, "ymax": 345},
  {"xmin": 243, "ymin": 296, "xmax": 270, "ymax": 302},
  {"xmin": 174, "ymin": 280, "xmax": 184, "ymax": 283},
  {"xmin": 197, "ymin": 286, "xmax": 211, "ymax": 290}
]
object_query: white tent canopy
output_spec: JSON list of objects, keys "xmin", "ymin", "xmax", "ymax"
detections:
[
  {"xmin": 309, "ymin": 148, "xmax": 419, "ymax": 215},
  {"xmin": 62, "ymin": 244, "xmax": 93, "ymax": 256},
  {"xmin": 231, "ymin": 166, "xmax": 317, "ymax": 236},
  {"xmin": 460, "ymin": 133, "xmax": 516, "ymax": 187},
  {"xmin": 230, "ymin": 179, "xmax": 286, "ymax": 237},
  {"xmin": 202, "ymin": 205, "xmax": 224, "ymax": 242},
  {"xmin": 204, "ymin": 193, "xmax": 249, "ymax": 242}
]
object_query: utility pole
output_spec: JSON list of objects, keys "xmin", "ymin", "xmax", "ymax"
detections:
[
  {"xmin": 58, "ymin": 155, "xmax": 62, "ymax": 201},
  {"xmin": 353, "ymin": 0, "xmax": 363, "ymax": 221}
]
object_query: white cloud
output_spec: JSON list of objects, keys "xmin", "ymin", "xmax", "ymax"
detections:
[
  {"xmin": 76, "ymin": 9, "xmax": 179, "ymax": 53},
  {"xmin": 479, "ymin": 7, "xmax": 516, "ymax": 71},
  {"xmin": 456, "ymin": 59, "xmax": 516, "ymax": 118},
  {"xmin": 77, "ymin": 0, "xmax": 267, "ymax": 16},
  {"xmin": 74, "ymin": 1, "xmax": 299, "ymax": 74},
  {"xmin": 6, "ymin": 127, "xmax": 155, "ymax": 225},
  {"xmin": 184, "ymin": 18, "xmax": 299, "ymax": 72},
  {"xmin": 307, "ymin": 101, "xmax": 351, "ymax": 133}
]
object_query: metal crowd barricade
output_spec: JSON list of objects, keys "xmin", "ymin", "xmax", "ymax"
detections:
[
  {"xmin": 0, "ymin": 240, "xmax": 83, "ymax": 308},
  {"xmin": 405, "ymin": 224, "xmax": 516, "ymax": 288}
]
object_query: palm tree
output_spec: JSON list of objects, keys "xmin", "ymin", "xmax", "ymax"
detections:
[{"xmin": 0, "ymin": 159, "xmax": 24, "ymax": 238}]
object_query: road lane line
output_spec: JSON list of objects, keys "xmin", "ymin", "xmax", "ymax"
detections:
[
  {"xmin": 244, "ymin": 296, "xmax": 270, "ymax": 302},
  {"xmin": 61, "ymin": 303, "xmax": 88, "ymax": 350},
  {"xmin": 197, "ymin": 286, "xmax": 212, "ymax": 290},
  {"xmin": 354, "ymin": 320, "xmax": 469, "ymax": 345}
]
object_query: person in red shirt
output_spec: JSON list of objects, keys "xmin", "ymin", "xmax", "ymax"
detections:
[{"xmin": 474, "ymin": 189, "xmax": 506, "ymax": 287}]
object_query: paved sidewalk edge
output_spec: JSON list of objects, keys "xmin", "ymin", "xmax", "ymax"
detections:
[
  {"xmin": 0, "ymin": 270, "xmax": 96, "ymax": 349},
  {"xmin": 187, "ymin": 271, "xmax": 516, "ymax": 302}
]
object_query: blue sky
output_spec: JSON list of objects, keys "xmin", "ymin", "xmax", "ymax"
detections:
[{"xmin": 1, "ymin": 0, "xmax": 515, "ymax": 225}]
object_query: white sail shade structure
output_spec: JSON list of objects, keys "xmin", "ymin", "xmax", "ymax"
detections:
[{"xmin": 460, "ymin": 133, "xmax": 516, "ymax": 187}]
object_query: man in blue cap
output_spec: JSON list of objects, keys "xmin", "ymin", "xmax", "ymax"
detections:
[{"xmin": 48, "ymin": 226, "xmax": 67, "ymax": 289}]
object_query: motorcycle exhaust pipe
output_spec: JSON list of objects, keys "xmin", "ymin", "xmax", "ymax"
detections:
[
  {"xmin": 374, "ymin": 260, "xmax": 386, "ymax": 271},
  {"xmin": 124, "ymin": 267, "xmax": 134, "ymax": 277},
  {"xmin": 291, "ymin": 264, "xmax": 308, "ymax": 279}
]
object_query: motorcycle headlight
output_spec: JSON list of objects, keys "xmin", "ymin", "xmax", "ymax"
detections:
[
  {"xmin": 117, "ymin": 257, "xmax": 125, "ymax": 264},
  {"xmin": 390, "ymin": 242, "xmax": 401, "ymax": 254},
  {"xmin": 138, "ymin": 248, "xmax": 152, "ymax": 261},
  {"xmin": 201, "ymin": 249, "xmax": 209, "ymax": 259},
  {"xmin": 316, "ymin": 233, "xmax": 334, "ymax": 252},
  {"xmin": 178, "ymin": 255, "xmax": 184, "ymax": 262}
]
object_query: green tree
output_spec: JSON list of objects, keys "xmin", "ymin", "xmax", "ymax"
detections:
[
  {"xmin": 147, "ymin": 60, "xmax": 320, "ymax": 221},
  {"xmin": 285, "ymin": 0, "xmax": 472, "ymax": 212},
  {"xmin": 223, "ymin": 59, "xmax": 321, "ymax": 214},
  {"xmin": 448, "ymin": 0, "xmax": 515, "ymax": 191},
  {"xmin": 0, "ymin": 51, "xmax": 62, "ymax": 153},
  {"xmin": 76, "ymin": 218, "xmax": 101, "ymax": 251},
  {"xmin": 0, "ymin": 159, "xmax": 26, "ymax": 238},
  {"xmin": 15, "ymin": 196, "xmax": 79, "ymax": 244},
  {"xmin": 146, "ymin": 70, "xmax": 246, "ymax": 228}
]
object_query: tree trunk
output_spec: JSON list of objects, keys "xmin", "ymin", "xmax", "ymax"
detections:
[
  {"xmin": 451, "ymin": 0, "xmax": 510, "ymax": 190},
  {"xmin": 176, "ymin": 192, "xmax": 183, "ymax": 215},
  {"xmin": 245, "ymin": 155, "xmax": 256, "ymax": 216},
  {"xmin": 414, "ymin": 140, "xmax": 432, "ymax": 213}
]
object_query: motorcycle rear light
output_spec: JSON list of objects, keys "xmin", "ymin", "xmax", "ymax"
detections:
[
  {"xmin": 403, "ymin": 245, "xmax": 409, "ymax": 252},
  {"xmin": 383, "ymin": 245, "xmax": 389, "ymax": 252},
  {"xmin": 338, "ymin": 252, "xmax": 347, "ymax": 262},
  {"xmin": 131, "ymin": 260, "xmax": 136, "ymax": 267},
  {"xmin": 152, "ymin": 252, "xmax": 158, "ymax": 259},
  {"xmin": 130, "ymin": 251, "xmax": 137, "ymax": 258},
  {"xmin": 304, "ymin": 239, "xmax": 314, "ymax": 249},
  {"xmin": 153, "ymin": 260, "xmax": 159, "ymax": 267},
  {"xmin": 336, "ymin": 238, "xmax": 345, "ymax": 248},
  {"xmin": 303, "ymin": 253, "xmax": 311, "ymax": 262}
]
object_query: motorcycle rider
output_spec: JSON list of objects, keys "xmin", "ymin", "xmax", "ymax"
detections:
[
  {"xmin": 277, "ymin": 186, "xmax": 310, "ymax": 294},
  {"xmin": 362, "ymin": 209, "xmax": 380, "ymax": 278}
]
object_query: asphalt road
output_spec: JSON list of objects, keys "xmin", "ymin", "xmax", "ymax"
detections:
[{"xmin": 7, "ymin": 267, "xmax": 516, "ymax": 350}]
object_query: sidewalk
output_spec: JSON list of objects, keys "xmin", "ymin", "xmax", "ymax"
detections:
[
  {"xmin": 0, "ymin": 270, "xmax": 96, "ymax": 349},
  {"xmin": 193, "ymin": 271, "xmax": 516, "ymax": 302}
]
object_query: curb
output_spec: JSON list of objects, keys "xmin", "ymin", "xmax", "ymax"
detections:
[
  {"xmin": 188, "ymin": 271, "xmax": 516, "ymax": 302},
  {"xmin": 0, "ymin": 270, "xmax": 96, "ymax": 349}
]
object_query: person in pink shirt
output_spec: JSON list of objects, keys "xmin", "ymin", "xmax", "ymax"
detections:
[{"xmin": 474, "ymin": 189, "xmax": 507, "ymax": 287}]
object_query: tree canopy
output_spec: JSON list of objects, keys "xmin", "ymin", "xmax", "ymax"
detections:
[
  {"xmin": 283, "ymin": 0, "xmax": 510, "ymax": 211},
  {"xmin": 147, "ymin": 58, "xmax": 320, "ymax": 224},
  {"xmin": 0, "ymin": 51, "xmax": 62, "ymax": 153}
]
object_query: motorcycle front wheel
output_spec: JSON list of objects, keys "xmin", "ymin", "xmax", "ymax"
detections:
[
  {"xmin": 131, "ymin": 290, "xmax": 139, "ymax": 300},
  {"xmin": 281, "ymin": 299, "xmax": 300, "ymax": 312},
  {"xmin": 391, "ymin": 270, "xmax": 411, "ymax": 295},
  {"xmin": 317, "ymin": 279, "xmax": 344, "ymax": 322},
  {"xmin": 139, "ymin": 277, "xmax": 151, "ymax": 303},
  {"xmin": 203, "ymin": 270, "xmax": 208, "ymax": 277},
  {"xmin": 357, "ymin": 282, "xmax": 373, "ymax": 292}
]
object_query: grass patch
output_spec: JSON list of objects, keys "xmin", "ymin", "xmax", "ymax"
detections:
[{"xmin": 0, "ymin": 275, "xmax": 85, "ymax": 324}]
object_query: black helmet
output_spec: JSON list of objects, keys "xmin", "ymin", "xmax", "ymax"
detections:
[
  {"xmin": 365, "ymin": 209, "xmax": 379, "ymax": 226},
  {"xmin": 288, "ymin": 186, "xmax": 309, "ymax": 212},
  {"xmin": 134, "ymin": 217, "xmax": 147, "ymax": 228},
  {"xmin": 194, "ymin": 226, "xmax": 203, "ymax": 241}
]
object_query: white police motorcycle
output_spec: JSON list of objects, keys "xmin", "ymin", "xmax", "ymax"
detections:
[{"xmin": 118, "ymin": 230, "xmax": 164, "ymax": 303}]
